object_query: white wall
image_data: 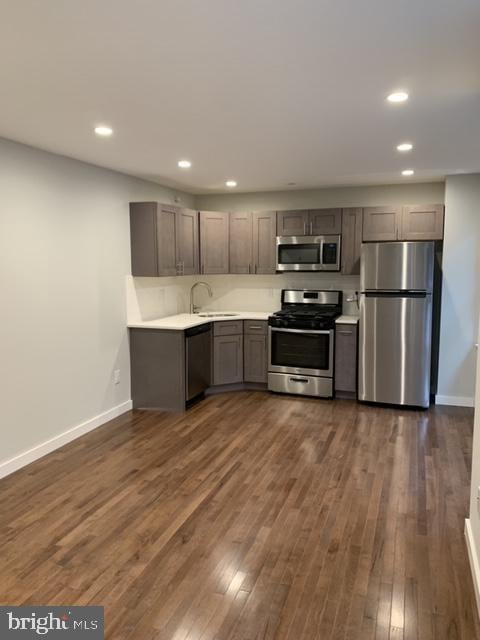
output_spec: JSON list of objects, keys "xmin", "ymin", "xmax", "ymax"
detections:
[
  {"xmin": 195, "ymin": 182, "xmax": 445, "ymax": 212},
  {"xmin": 0, "ymin": 137, "xmax": 193, "ymax": 474},
  {"xmin": 126, "ymin": 273, "xmax": 360, "ymax": 323},
  {"xmin": 437, "ymin": 174, "xmax": 480, "ymax": 406}
]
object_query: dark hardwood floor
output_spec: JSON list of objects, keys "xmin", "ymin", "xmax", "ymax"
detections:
[{"xmin": 1, "ymin": 392, "xmax": 479, "ymax": 639}]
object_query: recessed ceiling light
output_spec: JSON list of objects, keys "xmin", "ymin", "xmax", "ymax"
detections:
[
  {"xmin": 397, "ymin": 142, "xmax": 413, "ymax": 152},
  {"xmin": 402, "ymin": 169, "xmax": 415, "ymax": 176},
  {"xmin": 226, "ymin": 180, "xmax": 237, "ymax": 188},
  {"xmin": 287, "ymin": 182, "xmax": 297, "ymax": 186},
  {"xmin": 94, "ymin": 125, "xmax": 113, "ymax": 137},
  {"xmin": 178, "ymin": 160, "xmax": 191, "ymax": 169},
  {"xmin": 387, "ymin": 91, "xmax": 409, "ymax": 103}
]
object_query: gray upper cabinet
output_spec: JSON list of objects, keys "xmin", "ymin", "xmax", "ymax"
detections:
[
  {"xmin": 130, "ymin": 202, "xmax": 200, "ymax": 277},
  {"xmin": 341, "ymin": 208, "xmax": 363, "ymax": 275},
  {"xmin": 130, "ymin": 202, "xmax": 178, "ymax": 276},
  {"xmin": 362, "ymin": 206, "xmax": 402, "ymax": 242},
  {"xmin": 309, "ymin": 209, "xmax": 342, "ymax": 235},
  {"xmin": 277, "ymin": 210, "xmax": 309, "ymax": 236},
  {"xmin": 253, "ymin": 211, "xmax": 276, "ymax": 274},
  {"xmin": 401, "ymin": 204, "xmax": 444, "ymax": 241},
  {"xmin": 175, "ymin": 208, "xmax": 199, "ymax": 275},
  {"xmin": 200, "ymin": 211, "xmax": 230, "ymax": 274},
  {"xmin": 335, "ymin": 323, "xmax": 358, "ymax": 395},
  {"xmin": 230, "ymin": 211, "xmax": 253, "ymax": 274}
]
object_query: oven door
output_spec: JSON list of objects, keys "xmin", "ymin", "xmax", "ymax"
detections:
[
  {"xmin": 268, "ymin": 327, "xmax": 334, "ymax": 377},
  {"xmin": 276, "ymin": 235, "xmax": 340, "ymax": 271}
]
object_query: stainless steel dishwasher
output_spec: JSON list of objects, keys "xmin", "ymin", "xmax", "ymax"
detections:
[{"xmin": 185, "ymin": 323, "xmax": 212, "ymax": 401}]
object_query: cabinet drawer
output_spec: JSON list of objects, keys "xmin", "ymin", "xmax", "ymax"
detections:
[
  {"xmin": 244, "ymin": 320, "xmax": 268, "ymax": 335},
  {"xmin": 213, "ymin": 320, "xmax": 243, "ymax": 336},
  {"xmin": 335, "ymin": 323, "xmax": 358, "ymax": 394}
]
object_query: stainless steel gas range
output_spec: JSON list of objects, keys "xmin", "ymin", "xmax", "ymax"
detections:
[{"xmin": 267, "ymin": 289, "xmax": 342, "ymax": 398}]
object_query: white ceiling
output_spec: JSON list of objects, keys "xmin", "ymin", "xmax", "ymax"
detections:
[{"xmin": 1, "ymin": 0, "xmax": 479, "ymax": 194}]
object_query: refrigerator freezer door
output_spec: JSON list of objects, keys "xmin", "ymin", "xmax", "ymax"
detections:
[
  {"xmin": 358, "ymin": 293, "xmax": 432, "ymax": 407},
  {"xmin": 360, "ymin": 241, "xmax": 434, "ymax": 292}
]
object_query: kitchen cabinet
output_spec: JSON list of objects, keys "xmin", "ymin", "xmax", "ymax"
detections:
[
  {"xmin": 213, "ymin": 334, "xmax": 243, "ymax": 385},
  {"xmin": 130, "ymin": 202, "xmax": 199, "ymax": 276},
  {"xmin": 130, "ymin": 202, "xmax": 177, "ymax": 276},
  {"xmin": 341, "ymin": 208, "xmax": 363, "ymax": 275},
  {"xmin": 334, "ymin": 323, "xmax": 358, "ymax": 395},
  {"xmin": 277, "ymin": 210, "xmax": 309, "ymax": 236},
  {"xmin": 130, "ymin": 328, "xmax": 186, "ymax": 411},
  {"xmin": 363, "ymin": 204, "xmax": 444, "ymax": 242},
  {"xmin": 230, "ymin": 211, "xmax": 253, "ymax": 274},
  {"xmin": 230, "ymin": 210, "xmax": 276, "ymax": 274},
  {"xmin": 362, "ymin": 206, "xmax": 402, "ymax": 242},
  {"xmin": 200, "ymin": 210, "xmax": 230, "ymax": 274},
  {"xmin": 252, "ymin": 211, "xmax": 276, "ymax": 274},
  {"xmin": 244, "ymin": 321, "xmax": 268, "ymax": 383},
  {"xmin": 310, "ymin": 209, "xmax": 342, "ymax": 235},
  {"xmin": 176, "ymin": 208, "xmax": 199, "ymax": 275},
  {"xmin": 277, "ymin": 209, "xmax": 342, "ymax": 236},
  {"xmin": 401, "ymin": 204, "xmax": 444, "ymax": 241}
]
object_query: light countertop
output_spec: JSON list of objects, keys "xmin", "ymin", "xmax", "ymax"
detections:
[
  {"xmin": 336, "ymin": 314, "xmax": 359, "ymax": 324},
  {"xmin": 127, "ymin": 311, "xmax": 270, "ymax": 331},
  {"xmin": 128, "ymin": 311, "xmax": 359, "ymax": 330}
]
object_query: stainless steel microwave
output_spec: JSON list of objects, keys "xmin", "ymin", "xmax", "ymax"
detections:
[{"xmin": 276, "ymin": 235, "xmax": 341, "ymax": 271}]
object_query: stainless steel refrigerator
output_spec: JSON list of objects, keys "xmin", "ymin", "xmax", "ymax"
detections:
[{"xmin": 358, "ymin": 241, "xmax": 434, "ymax": 408}]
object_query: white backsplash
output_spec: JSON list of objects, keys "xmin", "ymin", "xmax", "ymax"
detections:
[{"xmin": 126, "ymin": 273, "xmax": 360, "ymax": 323}]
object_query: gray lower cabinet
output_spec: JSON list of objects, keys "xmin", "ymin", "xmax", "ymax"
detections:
[
  {"xmin": 130, "ymin": 328, "xmax": 186, "ymax": 411},
  {"xmin": 230, "ymin": 211, "xmax": 253, "ymax": 274},
  {"xmin": 334, "ymin": 323, "xmax": 358, "ymax": 395},
  {"xmin": 362, "ymin": 206, "xmax": 402, "ymax": 242},
  {"xmin": 401, "ymin": 204, "xmax": 444, "ymax": 240},
  {"xmin": 341, "ymin": 208, "xmax": 363, "ymax": 275},
  {"xmin": 310, "ymin": 208, "xmax": 342, "ymax": 235},
  {"xmin": 200, "ymin": 210, "xmax": 230, "ymax": 274},
  {"xmin": 213, "ymin": 334, "xmax": 243, "ymax": 385}
]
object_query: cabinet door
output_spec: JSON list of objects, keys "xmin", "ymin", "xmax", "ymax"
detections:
[
  {"xmin": 244, "ymin": 334, "xmax": 268, "ymax": 383},
  {"xmin": 334, "ymin": 324, "xmax": 358, "ymax": 394},
  {"xmin": 200, "ymin": 211, "xmax": 230, "ymax": 274},
  {"xmin": 157, "ymin": 205, "xmax": 178, "ymax": 276},
  {"xmin": 362, "ymin": 206, "xmax": 401, "ymax": 242},
  {"xmin": 253, "ymin": 211, "xmax": 276, "ymax": 274},
  {"xmin": 401, "ymin": 204, "xmax": 444, "ymax": 241},
  {"xmin": 309, "ymin": 209, "xmax": 342, "ymax": 235},
  {"xmin": 277, "ymin": 210, "xmax": 309, "ymax": 236},
  {"xmin": 129, "ymin": 202, "xmax": 159, "ymax": 276},
  {"xmin": 230, "ymin": 211, "xmax": 253, "ymax": 274},
  {"xmin": 213, "ymin": 335, "xmax": 243, "ymax": 385},
  {"xmin": 175, "ymin": 208, "xmax": 199, "ymax": 275},
  {"xmin": 341, "ymin": 208, "xmax": 363, "ymax": 275}
]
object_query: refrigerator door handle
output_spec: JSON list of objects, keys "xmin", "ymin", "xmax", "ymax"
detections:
[{"xmin": 363, "ymin": 290, "xmax": 428, "ymax": 299}]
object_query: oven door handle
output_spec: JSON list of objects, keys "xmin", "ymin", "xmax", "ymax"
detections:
[{"xmin": 270, "ymin": 327, "xmax": 333, "ymax": 335}]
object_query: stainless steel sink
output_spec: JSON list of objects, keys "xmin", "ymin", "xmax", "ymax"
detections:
[{"xmin": 198, "ymin": 312, "xmax": 239, "ymax": 318}]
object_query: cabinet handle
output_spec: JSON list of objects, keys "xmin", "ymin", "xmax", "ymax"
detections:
[
  {"xmin": 249, "ymin": 325, "xmax": 262, "ymax": 330},
  {"xmin": 338, "ymin": 330, "xmax": 353, "ymax": 335},
  {"xmin": 310, "ymin": 221, "xmax": 313, "ymax": 235}
]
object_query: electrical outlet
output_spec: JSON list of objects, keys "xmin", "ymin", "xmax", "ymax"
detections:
[{"xmin": 114, "ymin": 369, "xmax": 121, "ymax": 385}]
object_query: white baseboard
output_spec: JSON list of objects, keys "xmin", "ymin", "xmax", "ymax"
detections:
[
  {"xmin": 465, "ymin": 519, "xmax": 480, "ymax": 618},
  {"xmin": 0, "ymin": 400, "xmax": 132, "ymax": 480},
  {"xmin": 436, "ymin": 394, "xmax": 474, "ymax": 407}
]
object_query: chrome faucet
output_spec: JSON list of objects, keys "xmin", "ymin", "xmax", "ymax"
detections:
[{"xmin": 190, "ymin": 281, "xmax": 213, "ymax": 314}]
